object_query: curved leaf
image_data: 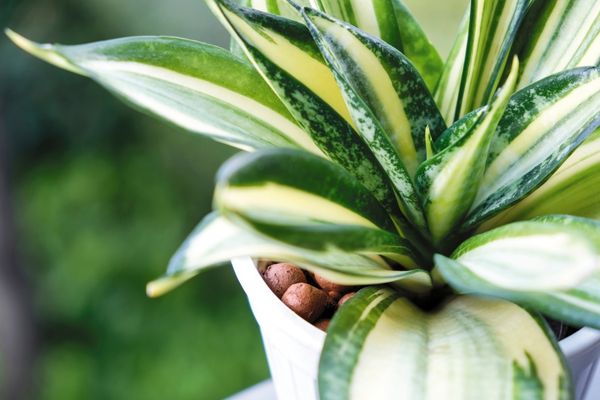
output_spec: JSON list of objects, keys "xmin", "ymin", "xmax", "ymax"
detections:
[
  {"xmin": 302, "ymin": 8, "xmax": 446, "ymax": 171},
  {"xmin": 307, "ymin": 0, "xmax": 442, "ymax": 90},
  {"xmin": 416, "ymin": 60, "xmax": 518, "ymax": 247},
  {"xmin": 442, "ymin": 217, "xmax": 600, "ymax": 292},
  {"xmin": 436, "ymin": 215, "xmax": 600, "ymax": 329},
  {"xmin": 247, "ymin": 0, "xmax": 310, "ymax": 20},
  {"xmin": 434, "ymin": 11, "xmax": 469, "ymax": 125},
  {"xmin": 480, "ymin": 128, "xmax": 600, "ymax": 230},
  {"xmin": 465, "ymin": 67, "xmax": 600, "ymax": 230},
  {"xmin": 6, "ymin": 30, "xmax": 319, "ymax": 153},
  {"xmin": 208, "ymin": 0, "xmax": 409, "ymax": 223},
  {"xmin": 456, "ymin": 0, "xmax": 531, "ymax": 118},
  {"xmin": 513, "ymin": 0, "xmax": 600, "ymax": 89},
  {"xmin": 302, "ymin": 8, "xmax": 447, "ymax": 235},
  {"xmin": 320, "ymin": 287, "xmax": 570, "ymax": 400},
  {"xmin": 147, "ymin": 213, "xmax": 431, "ymax": 297}
]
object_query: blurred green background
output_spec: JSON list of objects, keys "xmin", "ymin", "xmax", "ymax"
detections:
[{"xmin": 0, "ymin": 0, "xmax": 467, "ymax": 399}]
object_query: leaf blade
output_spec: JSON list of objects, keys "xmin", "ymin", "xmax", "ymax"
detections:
[
  {"xmin": 6, "ymin": 30, "xmax": 319, "ymax": 153},
  {"xmin": 479, "ymin": 127, "xmax": 600, "ymax": 230},
  {"xmin": 147, "ymin": 213, "xmax": 431, "ymax": 297},
  {"xmin": 456, "ymin": 0, "xmax": 531, "ymax": 117},
  {"xmin": 443, "ymin": 218, "xmax": 599, "ymax": 292},
  {"xmin": 436, "ymin": 216, "xmax": 600, "ymax": 329},
  {"xmin": 320, "ymin": 287, "xmax": 571, "ymax": 400},
  {"xmin": 214, "ymin": 149, "xmax": 423, "ymax": 267},
  {"xmin": 416, "ymin": 59, "xmax": 518, "ymax": 246},
  {"xmin": 309, "ymin": 0, "xmax": 443, "ymax": 90},
  {"xmin": 465, "ymin": 67, "xmax": 600, "ymax": 230},
  {"xmin": 513, "ymin": 0, "xmax": 600, "ymax": 89},
  {"xmin": 301, "ymin": 8, "xmax": 447, "ymax": 235},
  {"xmin": 209, "ymin": 0, "xmax": 415, "ymax": 229}
]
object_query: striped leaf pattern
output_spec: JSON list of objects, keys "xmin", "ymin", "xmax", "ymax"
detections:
[
  {"xmin": 481, "ymin": 128, "xmax": 600, "ymax": 229},
  {"xmin": 214, "ymin": 149, "xmax": 422, "ymax": 267},
  {"xmin": 456, "ymin": 0, "xmax": 531, "ymax": 118},
  {"xmin": 303, "ymin": 8, "xmax": 446, "ymax": 174},
  {"xmin": 436, "ymin": 215, "xmax": 600, "ymax": 329},
  {"xmin": 441, "ymin": 217, "xmax": 600, "ymax": 291},
  {"xmin": 5, "ymin": 30, "xmax": 318, "ymax": 153},
  {"xmin": 434, "ymin": 11, "xmax": 469, "ymax": 124},
  {"xmin": 209, "ymin": 0, "xmax": 409, "ymax": 222},
  {"xmin": 320, "ymin": 287, "xmax": 570, "ymax": 400},
  {"xmin": 247, "ymin": 0, "xmax": 311, "ymax": 20},
  {"xmin": 308, "ymin": 0, "xmax": 443, "ymax": 91},
  {"xmin": 302, "ymin": 8, "xmax": 446, "ymax": 235},
  {"xmin": 513, "ymin": 0, "xmax": 600, "ymax": 89},
  {"xmin": 146, "ymin": 213, "xmax": 431, "ymax": 298},
  {"xmin": 416, "ymin": 59, "xmax": 518, "ymax": 247},
  {"xmin": 465, "ymin": 67, "xmax": 600, "ymax": 230},
  {"xmin": 438, "ymin": 254, "xmax": 600, "ymax": 331}
]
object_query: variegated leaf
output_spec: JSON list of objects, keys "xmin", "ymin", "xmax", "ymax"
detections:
[
  {"xmin": 465, "ymin": 67, "xmax": 600, "ymax": 230},
  {"xmin": 320, "ymin": 287, "xmax": 571, "ymax": 400},
  {"xmin": 208, "ymin": 0, "xmax": 409, "ymax": 223},
  {"xmin": 247, "ymin": 0, "xmax": 311, "ymax": 21},
  {"xmin": 513, "ymin": 0, "xmax": 600, "ymax": 89},
  {"xmin": 147, "ymin": 213, "xmax": 431, "ymax": 297},
  {"xmin": 437, "ymin": 216, "xmax": 600, "ymax": 329},
  {"xmin": 302, "ymin": 8, "xmax": 447, "ymax": 235},
  {"xmin": 434, "ymin": 11, "xmax": 469, "ymax": 125},
  {"xmin": 480, "ymin": 128, "xmax": 600, "ymax": 230},
  {"xmin": 307, "ymin": 0, "xmax": 443, "ymax": 91},
  {"xmin": 456, "ymin": 0, "xmax": 531, "ymax": 118},
  {"xmin": 215, "ymin": 149, "xmax": 422, "ymax": 266},
  {"xmin": 416, "ymin": 59, "xmax": 518, "ymax": 247},
  {"xmin": 6, "ymin": 30, "xmax": 318, "ymax": 153},
  {"xmin": 439, "ymin": 217, "xmax": 600, "ymax": 292}
]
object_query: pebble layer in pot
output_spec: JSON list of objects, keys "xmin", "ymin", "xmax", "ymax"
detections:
[{"xmin": 7, "ymin": 0, "xmax": 600, "ymax": 399}]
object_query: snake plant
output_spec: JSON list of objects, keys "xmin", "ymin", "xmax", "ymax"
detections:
[{"xmin": 7, "ymin": 0, "xmax": 600, "ymax": 398}]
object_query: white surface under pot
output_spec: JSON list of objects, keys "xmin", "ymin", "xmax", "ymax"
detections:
[{"xmin": 232, "ymin": 257, "xmax": 600, "ymax": 400}]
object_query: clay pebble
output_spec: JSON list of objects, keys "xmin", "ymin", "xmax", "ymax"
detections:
[
  {"xmin": 281, "ymin": 283, "xmax": 329, "ymax": 323},
  {"xmin": 262, "ymin": 263, "xmax": 307, "ymax": 298}
]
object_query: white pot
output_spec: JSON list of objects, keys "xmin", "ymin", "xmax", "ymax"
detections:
[{"xmin": 232, "ymin": 257, "xmax": 600, "ymax": 400}]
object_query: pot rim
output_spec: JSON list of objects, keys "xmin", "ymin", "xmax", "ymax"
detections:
[{"xmin": 232, "ymin": 257, "xmax": 600, "ymax": 357}]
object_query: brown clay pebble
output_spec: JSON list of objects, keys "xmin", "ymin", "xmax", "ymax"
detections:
[
  {"xmin": 262, "ymin": 263, "xmax": 307, "ymax": 298},
  {"xmin": 313, "ymin": 273, "xmax": 355, "ymax": 294},
  {"xmin": 314, "ymin": 319, "xmax": 330, "ymax": 332},
  {"xmin": 282, "ymin": 283, "xmax": 329, "ymax": 322},
  {"xmin": 337, "ymin": 292, "xmax": 356, "ymax": 308}
]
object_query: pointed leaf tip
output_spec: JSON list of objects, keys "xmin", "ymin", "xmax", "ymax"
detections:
[{"xmin": 5, "ymin": 29, "xmax": 83, "ymax": 75}]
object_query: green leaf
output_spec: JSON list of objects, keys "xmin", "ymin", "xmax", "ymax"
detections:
[
  {"xmin": 436, "ymin": 216, "xmax": 600, "ymax": 329},
  {"xmin": 415, "ymin": 59, "xmax": 518, "ymax": 247},
  {"xmin": 320, "ymin": 287, "xmax": 571, "ymax": 400},
  {"xmin": 513, "ymin": 0, "xmax": 600, "ymax": 90},
  {"xmin": 147, "ymin": 213, "xmax": 431, "ymax": 297},
  {"xmin": 456, "ymin": 0, "xmax": 531, "ymax": 118},
  {"xmin": 302, "ymin": 8, "xmax": 446, "ymax": 174},
  {"xmin": 440, "ymin": 217, "xmax": 599, "ymax": 291},
  {"xmin": 305, "ymin": 0, "xmax": 443, "ymax": 91},
  {"xmin": 481, "ymin": 128, "xmax": 600, "ymax": 230},
  {"xmin": 302, "ymin": 8, "xmax": 447, "ymax": 236},
  {"xmin": 214, "ymin": 149, "xmax": 424, "ymax": 266},
  {"xmin": 247, "ymin": 0, "xmax": 310, "ymax": 21},
  {"xmin": 434, "ymin": 10, "xmax": 469, "ymax": 125},
  {"xmin": 208, "ymin": 0, "xmax": 409, "ymax": 223},
  {"xmin": 465, "ymin": 67, "xmax": 600, "ymax": 230},
  {"xmin": 6, "ymin": 30, "xmax": 319, "ymax": 153}
]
